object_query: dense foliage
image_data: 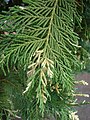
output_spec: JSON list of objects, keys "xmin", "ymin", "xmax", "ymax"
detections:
[{"xmin": 0, "ymin": 0, "xmax": 90, "ymax": 120}]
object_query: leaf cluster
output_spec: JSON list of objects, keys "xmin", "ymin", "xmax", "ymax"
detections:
[{"xmin": 0, "ymin": 0, "xmax": 87, "ymax": 120}]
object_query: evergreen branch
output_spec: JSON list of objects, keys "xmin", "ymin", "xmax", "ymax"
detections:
[{"xmin": 0, "ymin": 0, "xmax": 82, "ymax": 119}]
